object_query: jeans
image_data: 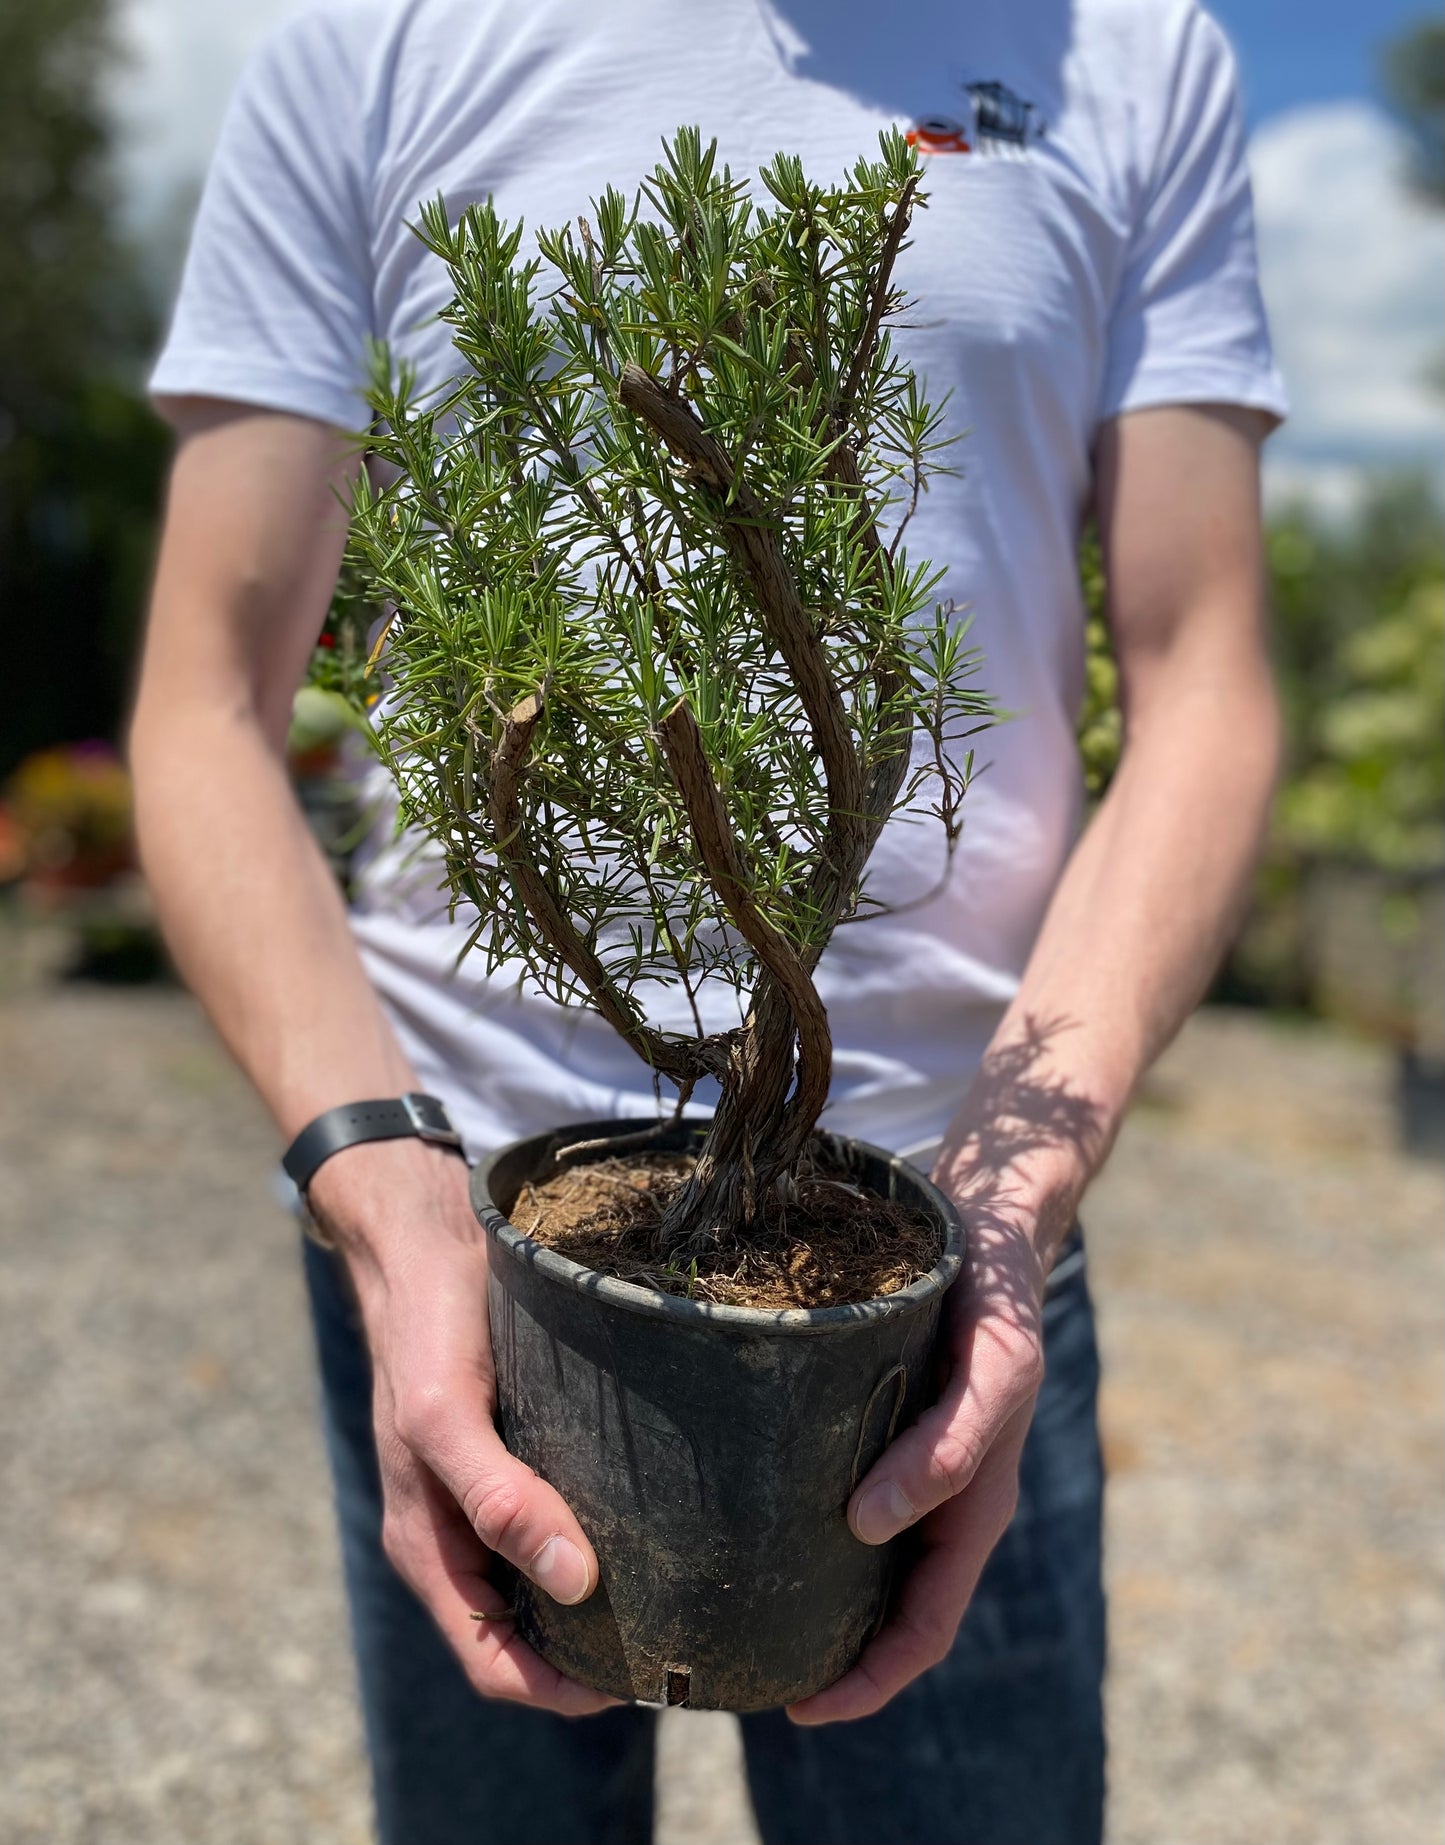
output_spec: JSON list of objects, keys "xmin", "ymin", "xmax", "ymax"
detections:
[{"xmin": 302, "ymin": 1227, "xmax": 1105, "ymax": 1845}]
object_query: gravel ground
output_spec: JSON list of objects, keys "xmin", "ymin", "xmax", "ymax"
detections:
[{"xmin": 1, "ymin": 934, "xmax": 1439, "ymax": 1844}]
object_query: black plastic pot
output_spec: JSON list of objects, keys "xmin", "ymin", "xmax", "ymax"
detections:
[{"xmin": 473, "ymin": 1117, "xmax": 965, "ymax": 1712}]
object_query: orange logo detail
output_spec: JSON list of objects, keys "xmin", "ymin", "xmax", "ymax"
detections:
[{"xmin": 906, "ymin": 115, "xmax": 971, "ymax": 156}]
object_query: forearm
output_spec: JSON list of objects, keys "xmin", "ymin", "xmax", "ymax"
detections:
[
  {"xmin": 819, "ymin": 666, "xmax": 1281, "ymax": 1723},
  {"xmin": 130, "ymin": 701, "xmax": 482, "ymax": 1267},
  {"xmin": 823, "ymin": 409, "xmax": 1283, "ymax": 1722},
  {"xmin": 941, "ymin": 650, "xmax": 1280, "ymax": 1250},
  {"xmin": 131, "ymin": 703, "xmax": 414, "ymax": 1138},
  {"xmin": 130, "ymin": 406, "xmax": 421, "ymax": 1150}
]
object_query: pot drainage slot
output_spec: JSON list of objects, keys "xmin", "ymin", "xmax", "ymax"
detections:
[{"xmin": 665, "ymin": 1667, "xmax": 691, "ymax": 1708}]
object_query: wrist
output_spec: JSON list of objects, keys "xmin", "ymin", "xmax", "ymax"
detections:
[
  {"xmin": 305, "ymin": 1135, "xmax": 481, "ymax": 1276},
  {"xmin": 932, "ymin": 1132, "xmax": 1086, "ymax": 1272},
  {"xmin": 935, "ymin": 1035, "xmax": 1116, "ymax": 1275},
  {"xmin": 942, "ymin": 1011, "xmax": 1128, "ymax": 1193}
]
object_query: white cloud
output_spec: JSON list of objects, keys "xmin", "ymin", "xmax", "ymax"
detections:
[
  {"xmin": 1260, "ymin": 458, "xmax": 1379, "ymax": 523},
  {"xmin": 1250, "ymin": 102, "xmax": 1445, "ymax": 506},
  {"xmin": 111, "ymin": 0, "xmax": 304, "ymax": 228}
]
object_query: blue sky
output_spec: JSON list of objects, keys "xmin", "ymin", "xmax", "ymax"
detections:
[{"xmin": 1212, "ymin": 0, "xmax": 1425, "ymax": 126}]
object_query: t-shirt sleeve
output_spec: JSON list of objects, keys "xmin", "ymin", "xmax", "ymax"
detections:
[
  {"xmin": 149, "ymin": 7, "xmax": 373, "ymax": 429},
  {"xmin": 1099, "ymin": 5, "xmax": 1287, "ymax": 426}
]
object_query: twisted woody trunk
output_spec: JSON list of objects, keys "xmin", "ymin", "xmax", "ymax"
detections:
[
  {"xmin": 483, "ymin": 180, "xmax": 922, "ymax": 1256},
  {"xmin": 619, "ymin": 365, "xmax": 916, "ymax": 1251}
]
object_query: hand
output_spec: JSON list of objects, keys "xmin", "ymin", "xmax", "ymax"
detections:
[
  {"xmin": 308, "ymin": 1138, "xmax": 618, "ymax": 1717},
  {"xmin": 787, "ymin": 1185, "xmax": 1048, "ymax": 1725}
]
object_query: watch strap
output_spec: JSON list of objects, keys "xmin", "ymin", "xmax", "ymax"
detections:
[{"xmin": 282, "ymin": 1093, "xmax": 466, "ymax": 1194}]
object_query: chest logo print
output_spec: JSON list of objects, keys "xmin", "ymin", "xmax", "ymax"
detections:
[
  {"xmin": 906, "ymin": 115, "xmax": 973, "ymax": 156},
  {"xmin": 906, "ymin": 80, "xmax": 1045, "ymax": 157}
]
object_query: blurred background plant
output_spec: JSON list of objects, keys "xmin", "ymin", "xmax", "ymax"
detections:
[
  {"xmin": 1383, "ymin": 16, "xmax": 1445, "ymax": 204},
  {"xmin": 1272, "ymin": 478, "xmax": 1443, "ymax": 879},
  {"xmin": 281, "ymin": 568, "xmax": 385, "ymax": 889},
  {"xmin": 5, "ymin": 740, "xmax": 133, "ymax": 890},
  {"xmin": 1, "ymin": 0, "xmax": 168, "ymax": 785},
  {"xmin": 1080, "ymin": 478, "xmax": 1444, "ymax": 1069},
  {"xmin": 0, "ymin": 0, "xmax": 166, "ymax": 979},
  {"xmin": 1076, "ymin": 532, "xmax": 1120, "ymax": 801}
]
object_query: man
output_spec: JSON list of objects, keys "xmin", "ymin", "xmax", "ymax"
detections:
[{"xmin": 129, "ymin": 1, "xmax": 1285, "ymax": 1840}]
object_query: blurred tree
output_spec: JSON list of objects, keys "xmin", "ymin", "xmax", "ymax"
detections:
[
  {"xmin": 0, "ymin": 0, "xmax": 168, "ymax": 778},
  {"xmin": 1382, "ymin": 17, "xmax": 1445, "ymax": 205},
  {"xmin": 1075, "ymin": 529, "xmax": 1121, "ymax": 798},
  {"xmin": 1268, "ymin": 476, "xmax": 1444, "ymax": 874},
  {"xmin": 1230, "ymin": 477, "xmax": 1443, "ymax": 1015},
  {"xmin": 1076, "ymin": 476, "xmax": 1445, "ymax": 1017}
]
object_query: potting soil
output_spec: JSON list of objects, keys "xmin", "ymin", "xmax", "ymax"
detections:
[{"xmin": 513, "ymin": 1152, "xmax": 943, "ymax": 1309}]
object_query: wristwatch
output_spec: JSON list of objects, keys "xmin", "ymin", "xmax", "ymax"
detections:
[{"xmin": 282, "ymin": 1093, "xmax": 467, "ymax": 1196}]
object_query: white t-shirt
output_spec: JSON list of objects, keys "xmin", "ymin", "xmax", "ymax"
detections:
[{"xmin": 153, "ymin": 0, "xmax": 1286, "ymax": 1161}]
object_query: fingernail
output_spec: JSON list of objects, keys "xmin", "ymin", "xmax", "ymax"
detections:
[
  {"xmin": 853, "ymin": 1481, "xmax": 916, "ymax": 1545},
  {"xmin": 530, "ymin": 1535, "xmax": 592, "ymax": 1605}
]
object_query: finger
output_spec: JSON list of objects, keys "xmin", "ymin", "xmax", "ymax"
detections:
[
  {"xmin": 789, "ymin": 1404, "xmax": 1030, "ymax": 1726},
  {"xmin": 847, "ymin": 1312, "xmax": 1042, "ymax": 1545},
  {"xmin": 391, "ymin": 1363, "xmax": 602, "ymax": 1606},
  {"xmin": 384, "ymin": 1268, "xmax": 602, "ymax": 1606},
  {"xmin": 385, "ymin": 1456, "xmax": 621, "ymax": 1717}
]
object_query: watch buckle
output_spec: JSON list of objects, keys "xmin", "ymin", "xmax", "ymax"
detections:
[{"xmin": 402, "ymin": 1092, "xmax": 464, "ymax": 1148}]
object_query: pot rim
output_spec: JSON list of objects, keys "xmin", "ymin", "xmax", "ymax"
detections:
[{"xmin": 472, "ymin": 1118, "xmax": 966, "ymax": 1336}]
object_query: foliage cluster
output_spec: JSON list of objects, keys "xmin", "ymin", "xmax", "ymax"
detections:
[
  {"xmin": 341, "ymin": 129, "xmax": 995, "ymax": 1244},
  {"xmin": 1075, "ymin": 531, "xmax": 1120, "ymax": 799},
  {"xmin": 1269, "ymin": 484, "xmax": 1444, "ymax": 876}
]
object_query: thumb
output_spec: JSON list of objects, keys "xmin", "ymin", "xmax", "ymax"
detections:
[
  {"xmin": 392, "ymin": 1370, "xmax": 600, "ymax": 1606},
  {"xmin": 847, "ymin": 1319, "xmax": 1043, "ymax": 1545}
]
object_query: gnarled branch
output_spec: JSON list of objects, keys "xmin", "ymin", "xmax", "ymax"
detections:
[
  {"xmin": 618, "ymin": 361, "xmax": 867, "ymax": 867},
  {"xmin": 489, "ymin": 693, "xmax": 717, "ymax": 1085}
]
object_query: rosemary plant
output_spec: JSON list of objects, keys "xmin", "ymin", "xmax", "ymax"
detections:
[{"xmin": 344, "ymin": 126, "xmax": 996, "ymax": 1253}]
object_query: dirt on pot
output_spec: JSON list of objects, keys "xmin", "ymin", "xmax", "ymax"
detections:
[{"xmin": 512, "ymin": 1152, "xmax": 943, "ymax": 1309}]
